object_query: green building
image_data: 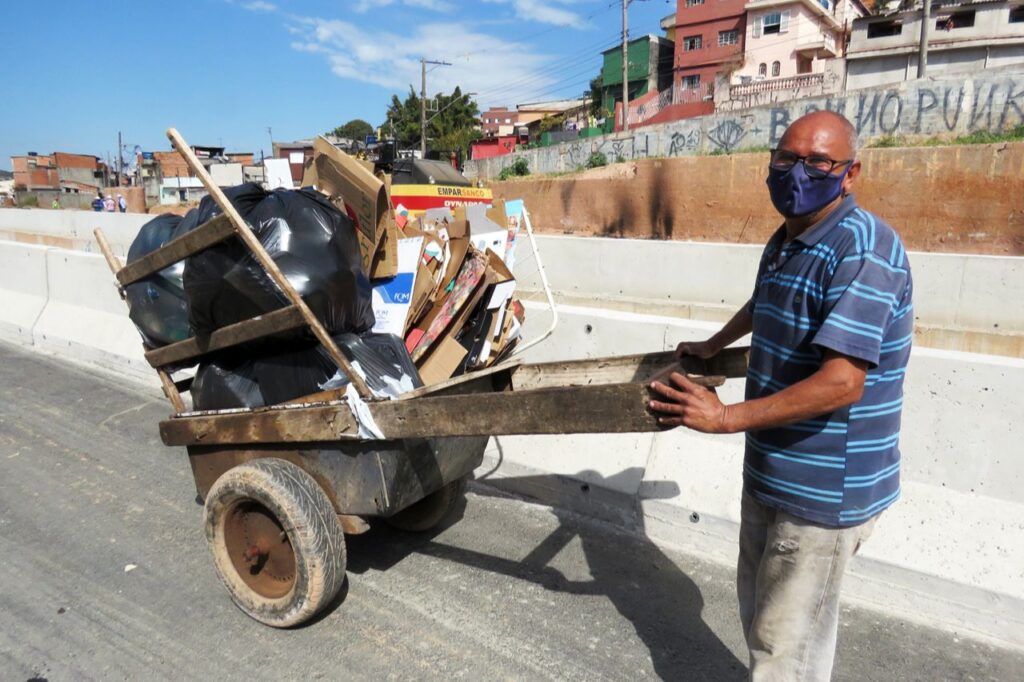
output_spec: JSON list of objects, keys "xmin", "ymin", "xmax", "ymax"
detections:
[{"xmin": 600, "ymin": 34, "xmax": 675, "ymax": 121}]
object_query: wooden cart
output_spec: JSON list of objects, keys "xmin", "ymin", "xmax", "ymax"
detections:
[{"xmin": 96, "ymin": 129, "xmax": 748, "ymax": 627}]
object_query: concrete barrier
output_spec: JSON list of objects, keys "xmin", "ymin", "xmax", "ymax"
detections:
[
  {"xmin": 0, "ymin": 241, "xmax": 51, "ymax": 346},
  {"xmin": 2, "ymin": 219, "xmax": 1022, "ymax": 646},
  {"xmin": 0, "ymin": 207, "xmax": 151, "ymax": 259}
]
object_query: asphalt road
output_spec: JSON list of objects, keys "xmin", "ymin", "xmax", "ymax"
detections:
[{"xmin": 1, "ymin": 341, "xmax": 1021, "ymax": 681}]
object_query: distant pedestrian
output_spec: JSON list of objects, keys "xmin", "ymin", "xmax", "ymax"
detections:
[
  {"xmin": 104, "ymin": 195, "xmax": 115, "ymax": 212},
  {"xmin": 117, "ymin": 194, "xmax": 127, "ymax": 213},
  {"xmin": 92, "ymin": 194, "xmax": 104, "ymax": 212},
  {"xmin": 51, "ymin": 198, "xmax": 60, "ymax": 210}
]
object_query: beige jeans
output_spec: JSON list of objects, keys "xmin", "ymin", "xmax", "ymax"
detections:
[{"xmin": 738, "ymin": 492, "xmax": 878, "ymax": 682}]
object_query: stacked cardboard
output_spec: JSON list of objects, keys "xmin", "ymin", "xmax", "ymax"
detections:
[{"xmin": 304, "ymin": 138, "xmax": 526, "ymax": 386}]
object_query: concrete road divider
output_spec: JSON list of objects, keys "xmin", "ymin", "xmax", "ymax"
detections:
[{"xmin": 0, "ymin": 241, "xmax": 51, "ymax": 346}]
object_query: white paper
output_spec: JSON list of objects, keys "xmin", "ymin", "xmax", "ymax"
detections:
[
  {"xmin": 487, "ymin": 280, "xmax": 516, "ymax": 310},
  {"xmin": 288, "ymin": 151, "xmax": 305, "ymax": 164},
  {"xmin": 473, "ymin": 230, "xmax": 507, "ymax": 261},
  {"xmin": 264, "ymin": 158, "xmax": 293, "ymax": 189},
  {"xmin": 371, "ymin": 237, "xmax": 423, "ymax": 335}
]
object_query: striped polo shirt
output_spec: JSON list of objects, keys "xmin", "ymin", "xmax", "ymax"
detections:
[{"xmin": 744, "ymin": 196, "xmax": 913, "ymax": 527}]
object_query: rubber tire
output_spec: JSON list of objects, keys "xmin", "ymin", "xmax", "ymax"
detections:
[
  {"xmin": 204, "ymin": 458, "xmax": 346, "ymax": 628},
  {"xmin": 384, "ymin": 476, "xmax": 468, "ymax": 533}
]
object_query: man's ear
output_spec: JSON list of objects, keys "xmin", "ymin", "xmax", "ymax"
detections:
[{"xmin": 842, "ymin": 159, "xmax": 861, "ymax": 196}]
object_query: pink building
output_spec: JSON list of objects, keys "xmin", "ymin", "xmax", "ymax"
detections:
[{"xmin": 735, "ymin": 0, "xmax": 866, "ymax": 83}]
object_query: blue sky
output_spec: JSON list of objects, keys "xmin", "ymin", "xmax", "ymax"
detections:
[{"xmin": 0, "ymin": 0, "xmax": 674, "ymax": 169}]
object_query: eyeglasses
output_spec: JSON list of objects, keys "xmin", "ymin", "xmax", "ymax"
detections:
[{"xmin": 769, "ymin": 149, "xmax": 853, "ymax": 179}]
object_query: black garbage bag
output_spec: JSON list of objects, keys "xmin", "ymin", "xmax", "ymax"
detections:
[
  {"xmin": 191, "ymin": 358, "xmax": 264, "ymax": 411},
  {"xmin": 255, "ymin": 333, "xmax": 423, "ymax": 405},
  {"xmin": 124, "ymin": 213, "xmax": 192, "ymax": 346},
  {"xmin": 183, "ymin": 185, "xmax": 374, "ymax": 340}
]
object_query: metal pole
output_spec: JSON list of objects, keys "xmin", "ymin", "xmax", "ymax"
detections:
[
  {"xmin": 117, "ymin": 130, "xmax": 123, "ymax": 183},
  {"xmin": 421, "ymin": 59, "xmax": 427, "ymax": 158},
  {"xmin": 918, "ymin": 0, "xmax": 930, "ymax": 78},
  {"xmin": 622, "ymin": 0, "xmax": 630, "ymax": 131}
]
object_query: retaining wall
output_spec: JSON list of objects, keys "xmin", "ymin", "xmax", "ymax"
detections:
[
  {"xmin": 1, "ymin": 213, "xmax": 1022, "ymax": 647},
  {"xmin": 487, "ymin": 144, "xmax": 1024, "ymax": 256},
  {"xmin": 466, "ymin": 68, "xmax": 1024, "ymax": 180}
]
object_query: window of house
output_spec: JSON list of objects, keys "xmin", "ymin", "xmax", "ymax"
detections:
[
  {"xmin": 1008, "ymin": 5, "xmax": 1023, "ymax": 22},
  {"xmin": 684, "ymin": 35, "xmax": 702, "ymax": 50},
  {"xmin": 867, "ymin": 20, "xmax": 903, "ymax": 38},
  {"xmin": 758, "ymin": 63, "xmax": 767, "ymax": 77},
  {"xmin": 504, "ymin": 118, "xmax": 511, "ymax": 123},
  {"xmin": 937, "ymin": 10, "xmax": 976, "ymax": 29},
  {"xmin": 719, "ymin": 30, "xmax": 738, "ymax": 46},
  {"xmin": 682, "ymin": 75, "xmax": 701, "ymax": 89},
  {"xmin": 686, "ymin": 0, "xmax": 704, "ymax": 6},
  {"xmin": 771, "ymin": 61, "xmax": 781, "ymax": 77},
  {"xmin": 797, "ymin": 55, "xmax": 813, "ymax": 74},
  {"xmin": 763, "ymin": 12, "xmax": 782, "ymax": 34}
]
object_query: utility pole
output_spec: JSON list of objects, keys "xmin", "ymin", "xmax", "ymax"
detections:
[
  {"xmin": 622, "ymin": 0, "xmax": 630, "ymax": 131},
  {"xmin": 421, "ymin": 58, "xmax": 452, "ymax": 157},
  {"xmin": 267, "ymin": 126, "xmax": 274, "ymax": 158},
  {"xmin": 117, "ymin": 130, "xmax": 123, "ymax": 183},
  {"xmin": 917, "ymin": 0, "xmax": 930, "ymax": 78}
]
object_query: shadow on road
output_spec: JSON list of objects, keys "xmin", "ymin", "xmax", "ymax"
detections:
[{"xmin": 345, "ymin": 467, "xmax": 745, "ymax": 681}]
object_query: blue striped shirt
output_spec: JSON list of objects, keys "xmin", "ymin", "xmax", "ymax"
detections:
[{"xmin": 744, "ymin": 196, "xmax": 913, "ymax": 527}]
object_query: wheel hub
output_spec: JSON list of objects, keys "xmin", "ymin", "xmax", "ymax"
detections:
[{"xmin": 223, "ymin": 500, "xmax": 296, "ymax": 599}]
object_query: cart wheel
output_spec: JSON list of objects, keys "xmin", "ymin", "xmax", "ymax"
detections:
[
  {"xmin": 385, "ymin": 476, "xmax": 468, "ymax": 532},
  {"xmin": 204, "ymin": 458, "xmax": 346, "ymax": 628}
]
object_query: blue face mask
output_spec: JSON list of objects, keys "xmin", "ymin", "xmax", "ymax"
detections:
[{"xmin": 766, "ymin": 162, "xmax": 849, "ymax": 218}]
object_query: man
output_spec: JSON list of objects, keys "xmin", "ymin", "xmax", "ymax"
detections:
[
  {"xmin": 117, "ymin": 193, "xmax": 127, "ymax": 213},
  {"xmin": 650, "ymin": 111, "xmax": 912, "ymax": 680},
  {"xmin": 103, "ymin": 194, "xmax": 115, "ymax": 212}
]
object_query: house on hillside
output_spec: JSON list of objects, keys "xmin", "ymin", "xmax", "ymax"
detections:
[
  {"xmin": 671, "ymin": 0, "xmax": 748, "ymax": 95},
  {"xmin": 847, "ymin": 0, "xmax": 1024, "ymax": 90},
  {"xmin": 735, "ymin": 0, "xmax": 867, "ymax": 84},
  {"xmin": 600, "ymin": 35, "xmax": 676, "ymax": 121},
  {"xmin": 10, "ymin": 151, "xmax": 103, "ymax": 208}
]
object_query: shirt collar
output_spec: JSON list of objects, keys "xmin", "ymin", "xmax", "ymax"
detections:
[{"xmin": 791, "ymin": 195, "xmax": 859, "ymax": 247}]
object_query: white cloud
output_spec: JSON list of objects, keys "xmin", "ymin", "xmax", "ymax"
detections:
[
  {"xmin": 288, "ymin": 17, "xmax": 559, "ymax": 107},
  {"xmin": 482, "ymin": 0, "xmax": 588, "ymax": 28},
  {"xmin": 241, "ymin": 1, "xmax": 277, "ymax": 11},
  {"xmin": 352, "ymin": 0, "xmax": 454, "ymax": 13}
]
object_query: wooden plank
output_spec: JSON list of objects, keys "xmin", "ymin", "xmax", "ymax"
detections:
[
  {"xmin": 160, "ymin": 381, "xmax": 662, "ymax": 446},
  {"xmin": 372, "ymin": 383, "xmax": 660, "ymax": 438},
  {"xmin": 510, "ymin": 347, "xmax": 749, "ymax": 391},
  {"xmin": 166, "ymin": 127, "xmax": 373, "ymax": 400},
  {"xmin": 160, "ymin": 401, "xmax": 362, "ymax": 446},
  {"xmin": 144, "ymin": 305, "xmax": 305, "ymax": 368},
  {"xmin": 115, "ymin": 215, "xmax": 235, "ymax": 286}
]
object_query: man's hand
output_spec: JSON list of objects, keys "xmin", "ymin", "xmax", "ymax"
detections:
[
  {"xmin": 674, "ymin": 339, "xmax": 719, "ymax": 360},
  {"xmin": 649, "ymin": 373, "xmax": 733, "ymax": 434}
]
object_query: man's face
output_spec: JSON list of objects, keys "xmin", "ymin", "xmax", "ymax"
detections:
[{"xmin": 773, "ymin": 114, "xmax": 861, "ymax": 194}]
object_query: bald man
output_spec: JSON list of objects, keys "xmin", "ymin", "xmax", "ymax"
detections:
[{"xmin": 650, "ymin": 111, "xmax": 913, "ymax": 680}]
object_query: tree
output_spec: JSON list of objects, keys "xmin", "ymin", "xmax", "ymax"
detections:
[
  {"xmin": 588, "ymin": 73, "xmax": 605, "ymax": 118},
  {"xmin": 328, "ymin": 119, "xmax": 374, "ymax": 141},
  {"xmin": 382, "ymin": 85, "xmax": 481, "ymax": 155}
]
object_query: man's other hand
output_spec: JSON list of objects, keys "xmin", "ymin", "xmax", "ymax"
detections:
[
  {"xmin": 674, "ymin": 340, "xmax": 718, "ymax": 360},
  {"xmin": 649, "ymin": 373, "xmax": 732, "ymax": 434}
]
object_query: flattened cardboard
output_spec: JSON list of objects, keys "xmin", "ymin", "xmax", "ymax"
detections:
[{"xmin": 311, "ymin": 136, "xmax": 395, "ymax": 277}]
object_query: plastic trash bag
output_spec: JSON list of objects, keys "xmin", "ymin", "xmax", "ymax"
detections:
[
  {"xmin": 124, "ymin": 213, "xmax": 192, "ymax": 346},
  {"xmin": 183, "ymin": 185, "xmax": 374, "ymax": 339},
  {"xmin": 191, "ymin": 358, "xmax": 264, "ymax": 411}
]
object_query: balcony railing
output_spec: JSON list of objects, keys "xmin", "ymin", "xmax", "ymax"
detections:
[
  {"xmin": 730, "ymin": 72, "xmax": 824, "ymax": 97},
  {"xmin": 626, "ymin": 81, "xmax": 714, "ymax": 125}
]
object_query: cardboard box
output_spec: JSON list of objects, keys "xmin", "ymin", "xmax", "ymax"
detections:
[
  {"xmin": 417, "ymin": 335, "xmax": 469, "ymax": 386},
  {"xmin": 310, "ymin": 137, "xmax": 397, "ymax": 279}
]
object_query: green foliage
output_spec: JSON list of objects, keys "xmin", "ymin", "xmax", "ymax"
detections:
[
  {"xmin": 538, "ymin": 113, "xmax": 567, "ymax": 134},
  {"xmin": 382, "ymin": 86, "xmax": 480, "ymax": 155},
  {"xmin": 498, "ymin": 157, "xmax": 530, "ymax": 181},
  {"xmin": 588, "ymin": 73, "xmax": 604, "ymax": 118},
  {"xmin": 868, "ymin": 135, "xmax": 905, "ymax": 148},
  {"xmin": 585, "ymin": 152, "xmax": 608, "ymax": 169},
  {"xmin": 615, "ymin": 155, "xmax": 625, "ymax": 164},
  {"xmin": 328, "ymin": 119, "xmax": 373, "ymax": 141},
  {"xmin": 869, "ymin": 126, "xmax": 1024, "ymax": 149},
  {"xmin": 17, "ymin": 194, "xmax": 38, "ymax": 208}
]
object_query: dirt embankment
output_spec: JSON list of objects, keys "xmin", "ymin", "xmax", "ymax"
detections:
[{"xmin": 491, "ymin": 143, "xmax": 1024, "ymax": 255}]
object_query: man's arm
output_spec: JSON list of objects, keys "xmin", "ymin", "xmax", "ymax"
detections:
[
  {"xmin": 675, "ymin": 303, "xmax": 754, "ymax": 359},
  {"xmin": 649, "ymin": 350, "xmax": 868, "ymax": 434}
]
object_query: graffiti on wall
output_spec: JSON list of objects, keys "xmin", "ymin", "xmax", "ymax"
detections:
[
  {"xmin": 668, "ymin": 129, "xmax": 702, "ymax": 156},
  {"xmin": 707, "ymin": 120, "xmax": 747, "ymax": 153},
  {"xmin": 768, "ymin": 80, "xmax": 1024, "ymax": 145}
]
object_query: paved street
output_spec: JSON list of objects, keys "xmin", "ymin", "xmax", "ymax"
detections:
[{"xmin": 0, "ymin": 341, "xmax": 1021, "ymax": 681}]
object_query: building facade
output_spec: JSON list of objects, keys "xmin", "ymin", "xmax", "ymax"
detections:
[
  {"xmin": 672, "ymin": 0, "xmax": 748, "ymax": 92},
  {"xmin": 601, "ymin": 35, "xmax": 676, "ymax": 119},
  {"xmin": 735, "ymin": 0, "xmax": 866, "ymax": 83},
  {"xmin": 480, "ymin": 107, "xmax": 519, "ymax": 137},
  {"xmin": 847, "ymin": 0, "xmax": 1024, "ymax": 90}
]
